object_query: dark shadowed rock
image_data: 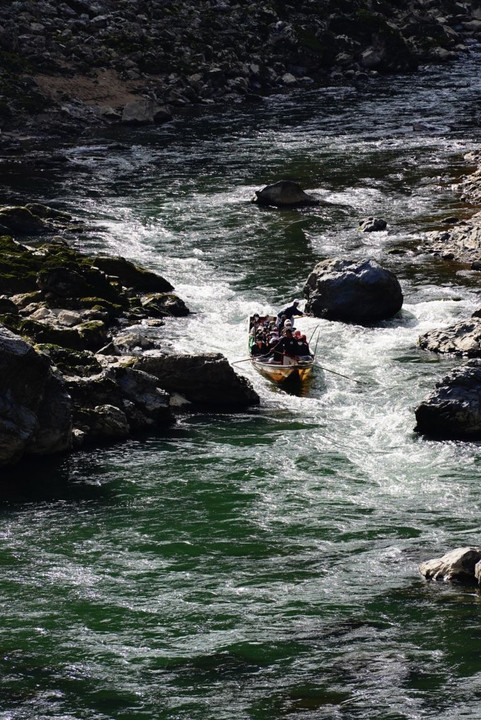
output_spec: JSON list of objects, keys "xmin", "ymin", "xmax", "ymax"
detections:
[
  {"xmin": 0, "ymin": 325, "xmax": 72, "ymax": 465},
  {"xmin": 415, "ymin": 360, "xmax": 481, "ymax": 439},
  {"xmin": 0, "ymin": 206, "xmax": 50, "ymax": 234},
  {"xmin": 121, "ymin": 99, "xmax": 172, "ymax": 125},
  {"xmin": 303, "ymin": 258, "xmax": 403, "ymax": 324},
  {"xmin": 253, "ymin": 181, "xmax": 319, "ymax": 207},
  {"xmin": 138, "ymin": 353, "xmax": 260, "ymax": 408},
  {"xmin": 359, "ymin": 217, "xmax": 387, "ymax": 232},
  {"xmin": 92, "ymin": 256, "xmax": 174, "ymax": 293}
]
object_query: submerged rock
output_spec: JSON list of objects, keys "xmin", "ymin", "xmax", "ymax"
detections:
[
  {"xmin": 420, "ymin": 547, "xmax": 481, "ymax": 585},
  {"xmin": 303, "ymin": 258, "xmax": 403, "ymax": 324},
  {"xmin": 253, "ymin": 181, "xmax": 319, "ymax": 208},
  {"xmin": 415, "ymin": 360, "xmax": 481, "ymax": 439}
]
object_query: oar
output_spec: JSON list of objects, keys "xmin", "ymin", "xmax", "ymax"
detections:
[
  {"xmin": 316, "ymin": 362, "xmax": 366, "ymax": 385},
  {"xmin": 231, "ymin": 358, "xmax": 254, "ymax": 365},
  {"xmin": 308, "ymin": 324, "xmax": 364, "ymax": 385}
]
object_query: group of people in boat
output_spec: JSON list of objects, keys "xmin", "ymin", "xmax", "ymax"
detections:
[{"xmin": 249, "ymin": 300, "xmax": 313, "ymax": 365}]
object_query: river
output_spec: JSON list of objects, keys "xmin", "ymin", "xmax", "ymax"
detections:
[{"xmin": 2, "ymin": 48, "xmax": 481, "ymax": 720}]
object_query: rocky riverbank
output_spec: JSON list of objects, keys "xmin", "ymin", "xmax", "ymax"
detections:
[
  {"xmin": 0, "ymin": 204, "xmax": 259, "ymax": 467},
  {"xmin": 1, "ymin": 1, "xmax": 481, "ymax": 144},
  {"xmin": 414, "ymin": 149, "xmax": 481, "ymax": 439}
]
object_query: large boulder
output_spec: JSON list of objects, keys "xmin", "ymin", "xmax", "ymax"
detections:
[
  {"xmin": 138, "ymin": 353, "xmax": 260, "ymax": 408},
  {"xmin": 253, "ymin": 180, "xmax": 319, "ymax": 207},
  {"xmin": 420, "ymin": 547, "xmax": 481, "ymax": 585},
  {"xmin": 0, "ymin": 325, "xmax": 72, "ymax": 466},
  {"xmin": 303, "ymin": 258, "xmax": 403, "ymax": 323},
  {"xmin": 415, "ymin": 360, "xmax": 481, "ymax": 439},
  {"xmin": 418, "ymin": 318, "xmax": 481, "ymax": 357},
  {"xmin": 66, "ymin": 366, "xmax": 172, "ymax": 445}
]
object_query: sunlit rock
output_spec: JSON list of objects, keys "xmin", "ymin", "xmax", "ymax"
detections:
[
  {"xmin": 418, "ymin": 318, "xmax": 481, "ymax": 357},
  {"xmin": 304, "ymin": 258, "xmax": 403, "ymax": 324},
  {"xmin": 420, "ymin": 547, "xmax": 481, "ymax": 584}
]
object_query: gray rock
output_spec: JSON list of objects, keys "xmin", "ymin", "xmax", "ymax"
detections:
[
  {"xmin": 138, "ymin": 353, "xmax": 260, "ymax": 408},
  {"xmin": 115, "ymin": 366, "xmax": 171, "ymax": 430},
  {"xmin": 418, "ymin": 318, "xmax": 481, "ymax": 357},
  {"xmin": 415, "ymin": 360, "xmax": 481, "ymax": 439},
  {"xmin": 121, "ymin": 99, "xmax": 172, "ymax": 125},
  {"xmin": 253, "ymin": 180, "xmax": 319, "ymax": 208},
  {"xmin": 359, "ymin": 217, "xmax": 387, "ymax": 232},
  {"xmin": 75, "ymin": 403, "xmax": 130, "ymax": 442},
  {"xmin": 424, "ymin": 211, "xmax": 481, "ymax": 265},
  {"xmin": 303, "ymin": 258, "xmax": 403, "ymax": 324},
  {"xmin": 420, "ymin": 547, "xmax": 481, "ymax": 584}
]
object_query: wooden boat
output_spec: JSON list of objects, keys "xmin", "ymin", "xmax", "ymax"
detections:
[{"xmin": 248, "ymin": 314, "xmax": 315, "ymax": 387}]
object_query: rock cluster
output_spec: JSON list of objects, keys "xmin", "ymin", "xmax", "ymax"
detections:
[
  {"xmin": 0, "ymin": 0, "xmax": 479, "ymax": 136},
  {"xmin": 0, "ymin": 205, "xmax": 259, "ymax": 466}
]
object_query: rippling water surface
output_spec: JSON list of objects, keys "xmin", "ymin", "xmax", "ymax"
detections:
[{"xmin": 3, "ymin": 50, "xmax": 481, "ymax": 720}]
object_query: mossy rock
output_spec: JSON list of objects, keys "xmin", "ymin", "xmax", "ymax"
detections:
[
  {"xmin": 92, "ymin": 256, "xmax": 174, "ymax": 293},
  {"xmin": 0, "ymin": 236, "xmax": 43, "ymax": 293},
  {"xmin": 14, "ymin": 318, "xmax": 83, "ymax": 349},
  {"xmin": 36, "ymin": 344, "xmax": 103, "ymax": 377},
  {"xmin": 76, "ymin": 320, "xmax": 109, "ymax": 351},
  {"xmin": 37, "ymin": 265, "xmax": 124, "ymax": 304},
  {"xmin": 0, "ymin": 206, "xmax": 49, "ymax": 234}
]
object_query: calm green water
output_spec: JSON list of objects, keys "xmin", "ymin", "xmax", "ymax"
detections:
[{"xmin": 3, "ymin": 51, "xmax": 481, "ymax": 719}]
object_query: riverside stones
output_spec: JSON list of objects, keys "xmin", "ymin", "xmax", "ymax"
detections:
[
  {"xmin": 0, "ymin": 0, "xmax": 478, "ymax": 137},
  {"xmin": 420, "ymin": 547, "xmax": 481, "ymax": 585},
  {"xmin": 424, "ymin": 211, "xmax": 481, "ymax": 265},
  {"xmin": 303, "ymin": 258, "xmax": 403, "ymax": 324},
  {"xmin": 414, "ymin": 361, "xmax": 481, "ymax": 439}
]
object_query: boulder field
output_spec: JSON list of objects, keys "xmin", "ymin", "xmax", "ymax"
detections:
[
  {"xmin": 0, "ymin": 1, "xmax": 480, "ymax": 140},
  {"xmin": 0, "ymin": 204, "xmax": 259, "ymax": 467}
]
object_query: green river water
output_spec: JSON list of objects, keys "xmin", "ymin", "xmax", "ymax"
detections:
[{"xmin": 2, "ymin": 49, "xmax": 481, "ymax": 719}]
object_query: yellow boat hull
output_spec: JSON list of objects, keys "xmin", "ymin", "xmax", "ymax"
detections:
[{"xmin": 251, "ymin": 358, "xmax": 314, "ymax": 385}]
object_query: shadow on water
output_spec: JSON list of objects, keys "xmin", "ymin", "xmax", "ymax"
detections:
[{"xmin": 0, "ymin": 451, "xmax": 117, "ymax": 506}]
